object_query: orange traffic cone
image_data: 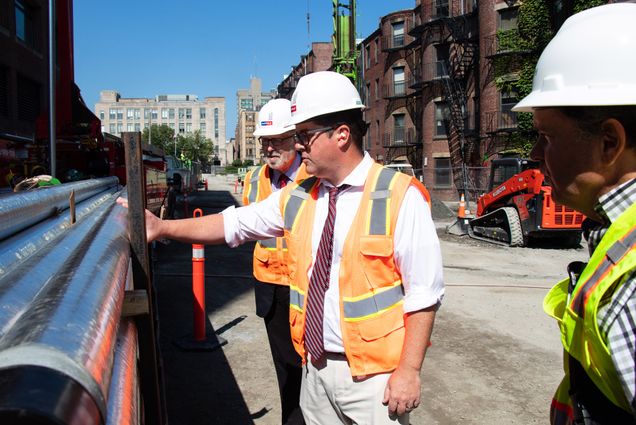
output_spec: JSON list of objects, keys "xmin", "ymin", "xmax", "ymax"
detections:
[{"xmin": 458, "ymin": 194, "xmax": 466, "ymax": 218}]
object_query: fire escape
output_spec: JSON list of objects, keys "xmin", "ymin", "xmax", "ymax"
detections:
[
  {"xmin": 409, "ymin": 1, "xmax": 479, "ymax": 200},
  {"xmin": 381, "ymin": 14, "xmax": 421, "ymax": 168}
]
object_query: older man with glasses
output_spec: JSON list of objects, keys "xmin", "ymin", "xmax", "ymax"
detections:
[
  {"xmin": 242, "ymin": 98, "xmax": 309, "ymax": 425},
  {"xmin": 132, "ymin": 71, "xmax": 443, "ymax": 424}
]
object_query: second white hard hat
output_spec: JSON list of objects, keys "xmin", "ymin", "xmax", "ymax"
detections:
[
  {"xmin": 513, "ymin": 3, "xmax": 636, "ymax": 112},
  {"xmin": 253, "ymin": 99, "xmax": 296, "ymax": 137},
  {"xmin": 290, "ymin": 71, "xmax": 365, "ymax": 125}
]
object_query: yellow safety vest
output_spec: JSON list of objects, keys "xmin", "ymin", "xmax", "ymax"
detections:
[
  {"xmin": 243, "ymin": 164, "xmax": 309, "ymax": 285},
  {"xmin": 280, "ymin": 162, "xmax": 431, "ymax": 376},
  {"xmin": 544, "ymin": 202, "xmax": 636, "ymax": 423}
]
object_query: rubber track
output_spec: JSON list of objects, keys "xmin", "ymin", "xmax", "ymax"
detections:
[{"xmin": 468, "ymin": 206, "xmax": 524, "ymax": 247}]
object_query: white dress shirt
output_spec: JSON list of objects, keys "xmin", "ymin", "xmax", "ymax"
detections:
[{"xmin": 223, "ymin": 153, "xmax": 445, "ymax": 353}]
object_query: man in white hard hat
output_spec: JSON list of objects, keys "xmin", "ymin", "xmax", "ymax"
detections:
[
  {"xmin": 243, "ymin": 98, "xmax": 309, "ymax": 425},
  {"xmin": 512, "ymin": 3, "xmax": 636, "ymax": 424},
  {"xmin": 132, "ymin": 71, "xmax": 443, "ymax": 424}
]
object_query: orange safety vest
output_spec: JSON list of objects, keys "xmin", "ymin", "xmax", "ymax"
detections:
[
  {"xmin": 243, "ymin": 163, "xmax": 310, "ymax": 285},
  {"xmin": 281, "ymin": 162, "xmax": 431, "ymax": 376}
]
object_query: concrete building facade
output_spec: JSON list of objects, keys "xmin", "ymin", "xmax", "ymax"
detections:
[
  {"xmin": 95, "ymin": 91, "xmax": 225, "ymax": 151},
  {"xmin": 234, "ymin": 77, "xmax": 277, "ymax": 164}
]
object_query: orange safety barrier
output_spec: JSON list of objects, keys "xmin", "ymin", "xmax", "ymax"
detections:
[{"xmin": 192, "ymin": 208, "xmax": 206, "ymax": 341}]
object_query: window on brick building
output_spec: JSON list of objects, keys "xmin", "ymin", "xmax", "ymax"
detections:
[
  {"xmin": 393, "ymin": 114, "xmax": 405, "ymax": 143},
  {"xmin": 15, "ymin": 1, "xmax": 38, "ymax": 50},
  {"xmin": 391, "ymin": 21, "xmax": 405, "ymax": 48},
  {"xmin": 500, "ymin": 89, "xmax": 519, "ymax": 128},
  {"xmin": 393, "ymin": 67, "xmax": 405, "ymax": 96},
  {"xmin": 434, "ymin": 158, "xmax": 452, "ymax": 187},
  {"xmin": 435, "ymin": 102, "xmax": 449, "ymax": 137},
  {"xmin": 374, "ymin": 39, "xmax": 379, "ymax": 64},
  {"xmin": 498, "ymin": 8, "xmax": 518, "ymax": 31},
  {"xmin": 434, "ymin": 0, "xmax": 449, "ymax": 18},
  {"xmin": 435, "ymin": 44, "xmax": 450, "ymax": 77}
]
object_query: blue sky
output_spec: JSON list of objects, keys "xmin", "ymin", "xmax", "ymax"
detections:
[{"xmin": 74, "ymin": 0, "xmax": 415, "ymax": 140}]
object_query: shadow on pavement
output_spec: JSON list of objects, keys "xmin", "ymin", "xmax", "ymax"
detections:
[{"xmin": 151, "ymin": 190, "xmax": 260, "ymax": 425}]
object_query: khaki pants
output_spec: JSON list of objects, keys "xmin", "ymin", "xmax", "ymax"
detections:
[{"xmin": 300, "ymin": 354, "xmax": 409, "ymax": 425}]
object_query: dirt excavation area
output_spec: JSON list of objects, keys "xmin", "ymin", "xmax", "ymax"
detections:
[
  {"xmin": 410, "ymin": 230, "xmax": 588, "ymax": 424},
  {"xmin": 159, "ymin": 177, "xmax": 589, "ymax": 425}
]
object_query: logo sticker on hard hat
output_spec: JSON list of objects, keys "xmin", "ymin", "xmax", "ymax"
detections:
[{"xmin": 261, "ymin": 121, "xmax": 273, "ymax": 126}]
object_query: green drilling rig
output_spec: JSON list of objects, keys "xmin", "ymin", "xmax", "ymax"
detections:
[{"xmin": 332, "ymin": 0, "xmax": 359, "ymax": 86}]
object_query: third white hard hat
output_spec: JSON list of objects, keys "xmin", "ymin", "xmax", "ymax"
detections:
[
  {"xmin": 253, "ymin": 98, "xmax": 295, "ymax": 137},
  {"xmin": 513, "ymin": 3, "xmax": 636, "ymax": 112},
  {"xmin": 290, "ymin": 71, "xmax": 365, "ymax": 125}
]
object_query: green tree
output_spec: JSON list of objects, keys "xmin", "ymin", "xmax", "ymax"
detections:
[
  {"xmin": 175, "ymin": 131, "xmax": 214, "ymax": 168},
  {"xmin": 142, "ymin": 124, "xmax": 175, "ymax": 154}
]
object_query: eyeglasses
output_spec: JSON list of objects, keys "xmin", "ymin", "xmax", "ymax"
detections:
[
  {"xmin": 293, "ymin": 126, "xmax": 333, "ymax": 147},
  {"xmin": 259, "ymin": 136, "xmax": 294, "ymax": 149}
]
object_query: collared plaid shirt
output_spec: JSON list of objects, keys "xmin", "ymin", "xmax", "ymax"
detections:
[{"xmin": 585, "ymin": 178, "xmax": 636, "ymax": 415}]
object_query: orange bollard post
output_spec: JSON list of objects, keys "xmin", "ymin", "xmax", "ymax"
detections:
[
  {"xmin": 204, "ymin": 179, "xmax": 208, "ymax": 191},
  {"xmin": 234, "ymin": 179, "xmax": 238, "ymax": 194},
  {"xmin": 192, "ymin": 208, "xmax": 206, "ymax": 341},
  {"xmin": 174, "ymin": 208, "xmax": 227, "ymax": 352}
]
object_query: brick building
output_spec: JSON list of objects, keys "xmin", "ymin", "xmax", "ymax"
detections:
[
  {"xmin": 277, "ymin": 42, "xmax": 333, "ymax": 100},
  {"xmin": 358, "ymin": 0, "xmax": 524, "ymax": 202}
]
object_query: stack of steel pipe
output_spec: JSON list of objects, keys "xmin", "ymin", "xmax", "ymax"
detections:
[{"xmin": 0, "ymin": 178, "xmax": 140, "ymax": 425}]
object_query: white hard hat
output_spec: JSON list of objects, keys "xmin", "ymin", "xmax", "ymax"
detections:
[
  {"xmin": 513, "ymin": 3, "xmax": 636, "ymax": 112},
  {"xmin": 290, "ymin": 71, "xmax": 365, "ymax": 125},
  {"xmin": 253, "ymin": 98, "xmax": 296, "ymax": 137}
]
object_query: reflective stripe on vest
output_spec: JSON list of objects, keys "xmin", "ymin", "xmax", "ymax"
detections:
[
  {"xmin": 290, "ymin": 285, "xmax": 305, "ymax": 312},
  {"xmin": 284, "ymin": 177, "xmax": 318, "ymax": 232},
  {"xmin": 369, "ymin": 168, "xmax": 399, "ymax": 235},
  {"xmin": 343, "ymin": 281, "xmax": 404, "ymax": 322},
  {"xmin": 247, "ymin": 165, "xmax": 266, "ymax": 204},
  {"xmin": 282, "ymin": 167, "xmax": 407, "ymax": 321},
  {"xmin": 571, "ymin": 227, "xmax": 636, "ymax": 317},
  {"xmin": 258, "ymin": 237, "xmax": 288, "ymax": 250}
]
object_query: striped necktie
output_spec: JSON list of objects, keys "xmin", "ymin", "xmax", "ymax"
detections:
[
  {"xmin": 278, "ymin": 173, "xmax": 289, "ymax": 188},
  {"xmin": 304, "ymin": 184, "xmax": 348, "ymax": 363}
]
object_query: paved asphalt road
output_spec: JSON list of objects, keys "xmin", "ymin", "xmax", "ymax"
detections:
[{"xmin": 151, "ymin": 175, "xmax": 587, "ymax": 425}]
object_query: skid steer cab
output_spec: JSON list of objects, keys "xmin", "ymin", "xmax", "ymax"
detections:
[{"xmin": 468, "ymin": 158, "xmax": 584, "ymax": 247}]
